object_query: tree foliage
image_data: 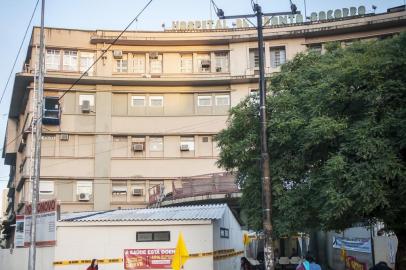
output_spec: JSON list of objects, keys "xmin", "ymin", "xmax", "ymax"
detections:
[{"xmin": 215, "ymin": 34, "xmax": 406, "ymax": 256}]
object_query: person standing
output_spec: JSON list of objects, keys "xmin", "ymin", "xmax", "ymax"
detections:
[
  {"xmin": 296, "ymin": 253, "xmax": 321, "ymax": 270},
  {"xmin": 87, "ymin": 259, "xmax": 99, "ymax": 270}
]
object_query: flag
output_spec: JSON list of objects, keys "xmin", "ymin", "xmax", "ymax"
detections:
[
  {"xmin": 172, "ymin": 233, "xmax": 189, "ymax": 270},
  {"xmin": 243, "ymin": 233, "xmax": 250, "ymax": 246}
]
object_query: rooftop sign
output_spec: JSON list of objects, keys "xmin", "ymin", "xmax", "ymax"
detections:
[{"xmin": 170, "ymin": 6, "xmax": 366, "ymax": 30}]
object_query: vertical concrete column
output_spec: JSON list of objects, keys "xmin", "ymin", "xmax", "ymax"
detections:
[
  {"xmin": 93, "ymin": 84, "xmax": 112, "ymax": 210},
  {"xmin": 210, "ymin": 52, "xmax": 216, "ymax": 73},
  {"xmin": 192, "ymin": 53, "xmax": 198, "ymax": 73},
  {"xmin": 145, "ymin": 53, "xmax": 150, "ymax": 74}
]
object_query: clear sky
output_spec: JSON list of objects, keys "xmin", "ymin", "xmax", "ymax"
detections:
[{"xmin": 0, "ymin": 0, "xmax": 404, "ymax": 210}]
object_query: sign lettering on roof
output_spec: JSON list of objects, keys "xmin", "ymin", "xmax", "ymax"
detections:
[{"xmin": 170, "ymin": 6, "xmax": 366, "ymax": 30}]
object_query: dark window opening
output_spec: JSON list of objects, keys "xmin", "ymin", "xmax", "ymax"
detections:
[
  {"xmin": 136, "ymin": 231, "xmax": 170, "ymax": 242},
  {"xmin": 220, "ymin": 227, "xmax": 229, "ymax": 238},
  {"xmin": 43, "ymin": 97, "xmax": 60, "ymax": 125}
]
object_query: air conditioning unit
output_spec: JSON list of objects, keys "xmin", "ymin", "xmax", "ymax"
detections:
[
  {"xmin": 131, "ymin": 188, "xmax": 143, "ymax": 196},
  {"xmin": 81, "ymin": 100, "xmax": 91, "ymax": 113},
  {"xmin": 132, "ymin": 143, "xmax": 144, "ymax": 152},
  {"xmin": 113, "ymin": 50, "xmax": 123, "ymax": 59},
  {"xmin": 78, "ymin": 193, "xmax": 90, "ymax": 201},
  {"xmin": 149, "ymin": 52, "xmax": 159, "ymax": 59},
  {"xmin": 180, "ymin": 144, "xmax": 190, "ymax": 151},
  {"xmin": 60, "ymin": 133, "xmax": 69, "ymax": 141}
]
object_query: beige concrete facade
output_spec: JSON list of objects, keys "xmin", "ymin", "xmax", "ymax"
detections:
[{"xmin": 2, "ymin": 9, "xmax": 406, "ymax": 214}]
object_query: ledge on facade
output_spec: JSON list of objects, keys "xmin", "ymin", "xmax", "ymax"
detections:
[{"xmin": 16, "ymin": 176, "xmax": 27, "ymax": 192}]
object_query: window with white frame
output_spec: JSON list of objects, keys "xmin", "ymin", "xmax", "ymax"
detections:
[
  {"xmin": 149, "ymin": 96, "xmax": 163, "ymax": 107},
  {"xmin": 198, "ymin": 95, "xmax": 212, "ymax": 106},
  {"xmin": 80, "ymin": 52, "xmax": 95, "ymax": 74},
  {"xmin": 63, "ymin": 50, "xmax": 78, "ymax": 71},
  {"xmin": 149, "ymin": 53, "xmax": 162, "ymax": 73},
  {"xmin": 215, "ymin": 52, "xmax": 229, "ymax": 73},
  {"xmin": 112, "ymin": 183, "xmax": 127, "ymax": 195},
  {"xmin": 197, "ymin": 54, "xmax": 211, "ymax": 72},
  {"xmin": 76, "ymin": 181, "xmax": 93, "ymax": 195},
  {"xmin": 270, "ymin": 46, "xmax": 286, "ymax": 68},
  {"xmin": 131, "ymin": 96, "xmax": 145, "ymax": 107},
  {"xmin": 79, "ymin": 94, "xmax": 95, "ymax": 106},
  {"xmin": 180, "ymin": 137, "xmax": 195, "ymax": 151},
  {"xmin": 149, "ymin": 137, "xmax": 163, "ymax": 152},
  {"xmin": 180, "ymin": 54, "xmax": 193, "ymax": 73},
  {"xmin": 45, "ymin": 49, "xmax": 61, "ymax": 70},
  {"xmin": 115, "ymin": 54, "xmax": 128, "ymax": 72},
  {"xmin": 132, "ymin": 54, "xmax": 145, "ymax": 73},
  {"xmin": 215, "ymin": 94, "xmax": 230, "ymax": 106},
  {"xmin": 249, "ymin": 48, "xmax": 259, "ymax": 69},
  {"xmin": 39, "ymin": 181, "xmax": 54, "ymax": 195}
]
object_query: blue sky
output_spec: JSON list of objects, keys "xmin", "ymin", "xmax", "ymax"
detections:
[{"xmin": 0, "ymin": 0, "xmax": 404, "ymax": 208}]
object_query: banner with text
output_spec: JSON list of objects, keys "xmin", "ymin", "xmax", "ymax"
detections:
[
  {"xmin": 24, "ymin": 199, "xmax": 57, "ymax": 247},
  {"xmin": 333, "ymin": 236, "xmax": 371, "ymax": 253},
  {"xmin": 124, "ymin": 249, "xmax": 175, "ymax": 269}
]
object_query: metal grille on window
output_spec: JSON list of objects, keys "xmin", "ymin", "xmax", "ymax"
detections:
[
  {"xmin": 80, "ymin": 52, "xmax": 95, "ymax": 74},
  {"xmin": 249, "ymin": 48, "xmax": 259, "ymax": 68},
  {"xmin": 270, "ymin": 47, "xmax": 286, "ymax": 68},
  {"xmin": 63, "ymin": 51, "xmax": 78, "ymax": 71},
  {"xmin": 116, "ymin": 54, "xmax": 128, "ymax": 72},
  {"xmin": 215, "ymin": 52, "xmax": 229, "ymax": 73},
  {"xmin": 45, "ymin": 49, "xmax": 61, "ymax": 70},
  {"xmin": 133, "ymin": 54, "xmax": 145, "ymax": 73}
]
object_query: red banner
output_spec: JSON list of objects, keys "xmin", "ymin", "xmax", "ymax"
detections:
[
  {"xmin": 345, "ymin": 256, "xmax": 368, "ymax": 270},
  {"xmin": 124, "ymin": 249, "xmax": 175, "ymax": 269}
]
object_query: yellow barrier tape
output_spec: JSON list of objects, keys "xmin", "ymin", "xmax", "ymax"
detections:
[{"xmin": 53, "ymin": 249, "xmax": 244, "ymax": 266}]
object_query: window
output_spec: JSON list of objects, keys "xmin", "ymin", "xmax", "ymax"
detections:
[
  {"xmin": 77, "ymin": 181, "xmax": 92, "ymax": 195},
  {"xmin": 131, "ymin": 96, "xmax": 145, "ymax": 107},
  {"xmin": 220, "ymin": 228, "xmax": 229, "ymax": 238},
  {"xmin": 149, "ymin": 137, "xmax": 163, "ymax": 152},
  {"xmin": 136, "ymin": 231, "xmax": 170, "ymax": 242},
  {"xmin": 180, "ymin": 137, "xmax": 195, "ymax": 151},
  {"xmin": 39, "ymin": 181, "xmax": 54, "ymax": 195},
  {"xmin": 45, "ymin": 49, "xmax": 61, "ymax": 70},
  {"xmin": 215, "ymin": 52, "xmax": 229, "ymax": 73},
  {"xmin": 215, "ymin": 94, "xmax": 230, "ymax": 106},
  {"xmin": 80, "ymin": 52, "xmax": 95, "ymax": 74},
  {"xmin": 198, "ymin": 95, "xmax": 212, "ymax": 106},
  {"xmin": 149, "ymin": 53, "xmax": 162, "ymax": 73},
  {"xmin": 63, "ymin": 50, "xmax": 78, "ymax": 71},
  {"xmin": 149, "ymin": 96, "xmax": 163, "ymax": 107},
  {"xmin": 197, "ymin": 54, "xmax": 211, "ymax": 72},
  {"xmin": 132, "ymin": 54, "xmax": 145, "ymax": 73},
  {"xmin": 115, "ymin": 54, "xmax": 128, "ymax": 72},
  {"xmin": 270, "ymin": 46, "xmax": 286, "ymax": 68},
  {"xmin": 308, "ymin": 44, "xmax": 322, "ymax": 54},
  {"xmin": 43, "ymin": 97, "xmax": 60, "ymax": 124},
  {"xmin": 180, "ymin": 54, "xmax": 193, "ymax": 73},
  {"xmin": 249, "ymin": 48, "xmax": 259, "ymax": 69},
  {"xmin": 79, "ymin": 94, "xmax": 95, "ymax": 106},
  {"xmin": 202, "ymin": 136, "xmax": 209, "ymax": 143}
]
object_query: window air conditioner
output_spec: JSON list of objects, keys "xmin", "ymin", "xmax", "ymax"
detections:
[
  {"xmin": 180, "ymin": 144, "xmax": 190, "ymax": 151},
  {"xmin": 131, "ymin": 188, "xmax": 143, "ymax": 196},
  {"xmin": 81, "ymin": 100, "xmax": 91, "ymax": 113},
  {"xmin": 60, "ymin": 133, "xmax": 69, "ymax": 141},
  {"xmin": 132, "ymin": 143, "xmax": 144, "ymax": 152},
  {"xmin": 78, "ymin": 193, "xmax": 90, "ymax": 201},
  {"xmin": 113, "ymin": 50, "xmax": 123, "ymax": 59}
]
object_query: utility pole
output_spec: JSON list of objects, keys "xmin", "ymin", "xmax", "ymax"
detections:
[
  {"xmin": 213, "ymin": 1, "xmax": 298, "ymax": 269},
  {"xmin": 28, "ymin": 0, "xmax": 45, "ymax": 270}
]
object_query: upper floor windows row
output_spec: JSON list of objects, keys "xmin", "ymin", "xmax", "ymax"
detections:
[
  {"xmin": 45, "ymin": 49, "xmax": 95, "ymax": 74},
  {"xmin": 249, "ymin": 46, "xmax": 286, "ymax": 69},
  {"xmin": 113, "ymin": 52, "xmax": 229, "ymax": 74}
]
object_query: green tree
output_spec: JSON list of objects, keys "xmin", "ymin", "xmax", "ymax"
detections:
[{"xmin": 216, "ymin": 34, "xmax": 406, "ymax": 269}]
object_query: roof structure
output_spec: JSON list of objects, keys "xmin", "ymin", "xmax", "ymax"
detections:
[{"xmin": 59, "ymin": 204, "xmax": 227, "ymax": 222}]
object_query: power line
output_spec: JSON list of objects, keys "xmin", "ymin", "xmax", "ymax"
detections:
[
  {"xmin": 0, "ymin": 0, "xmax": 40, "ymax": 105},
  {"xmin": 58, "ymin": 0, "xmax": 154, "ymax": 101}
]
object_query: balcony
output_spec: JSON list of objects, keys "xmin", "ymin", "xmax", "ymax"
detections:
[{"xmin": 148, "ymin": 172, "xmax": 241, "ymax": 207}]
